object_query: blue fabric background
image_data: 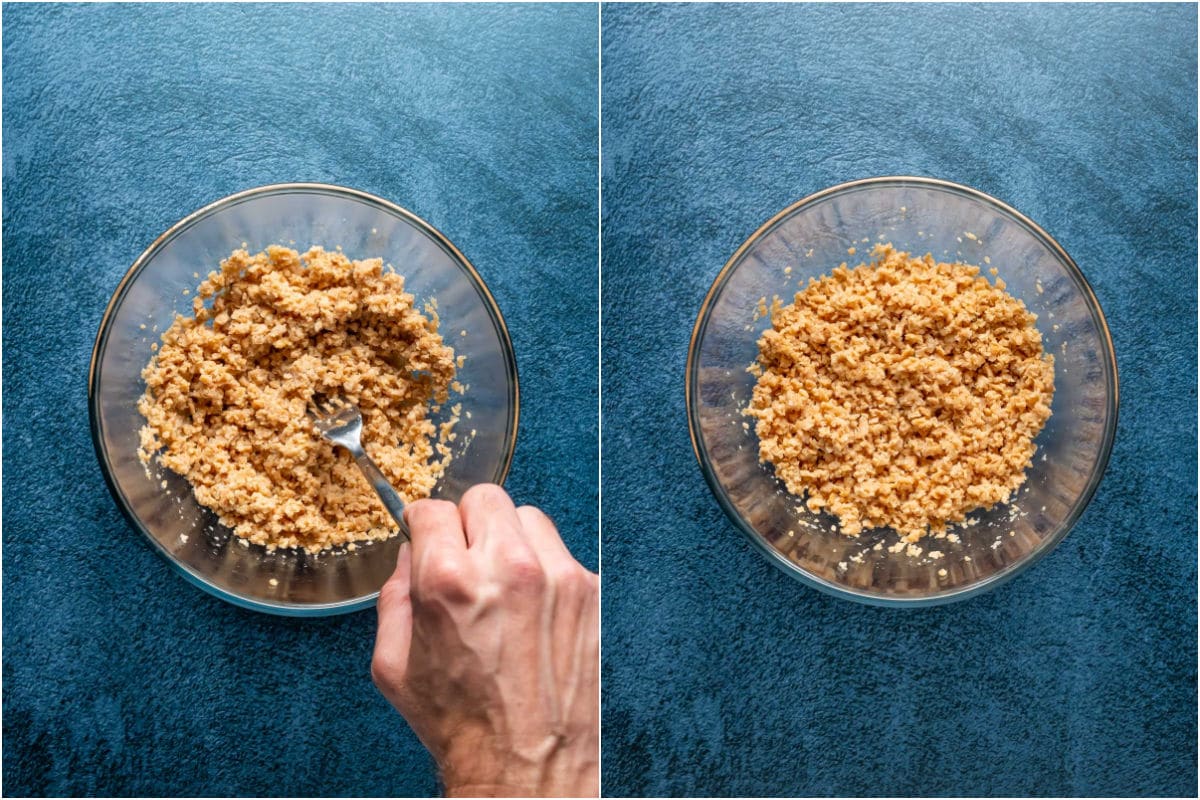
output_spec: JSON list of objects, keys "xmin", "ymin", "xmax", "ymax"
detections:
[
  {"xmin": 601, "ymin": 3, "xmax": 1196, "ymax": 797},
  {"xmin": 3, "ymin": 3, "xmax": 597, "ymax": 796}
]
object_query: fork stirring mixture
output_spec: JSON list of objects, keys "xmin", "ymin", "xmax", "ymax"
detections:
[{"xmin": 136, "ymin": 245, "xmax": 460, "ymax": 553}]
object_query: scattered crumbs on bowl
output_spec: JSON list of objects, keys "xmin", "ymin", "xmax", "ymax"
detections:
[
  {"xmin": 989, "ymin": 267, "xmax": 998, "ymax": 277},
  {"xmin": 160, "ymin": 479, "xmax": 167, "ymax": 489},
  {"xmin": 938, "ymin": 568, "xmax": 948, "ymax": 578},
  {"xmin": 139, "ymin": 323, "xmax": 146, "ymax": 330},
  {"xmin": 347, "ymin": 542, "xmax": 357, "ymax": 552},
  {"xmin": 947, "ymin": 533, "xmax": 960, "ymax": 544},
  {"xmin": 269, "ymin": 578, "xmax": 279, "ymax": 587},
  {"xmin": 288, "ymin": 239, "xmax": 296, "ymax": 246},
  {"xmin": 336, "ymin": 244, "xmax": 343, "ymax": 251},
  {"xmin": 1036, "ymin": 281, "xmax": 1044, "ymax": 294},
  {"xmin": 470, "ymin": 428, "xmax": 476, "ymax": 437},
  {"xmin": 241, "ymin": 241, "xmax": 248, "ymax": 249},
  {"xmin": 906, "ymin": 544, "xmax": 923, "ymax": 558},
  {"xmin": 238, "ymin": 538, "xmax": 250, "ymax": 548},
  {"xmin": 371, "ymin": 227, "xmax": 378, "ymax": 235},
  {"xmin": 1053, "ymin": 324, "xmax": 1060, "ymax": 331},
  {"xmin": 753, "ymin": 296, "xmax": 768, "ymax": 321},
  {"xmin": 784, "ymin": 266, "xmax": 792, "ymax": 275},
  {"xmin": 900, "ymin": 206, "xmax": 907, "ymax": 213},
  {"xmin": 805, "ymin": 249, "xmax": 814, "ymax": 258},
  {"xmin": 1009, "ymin": 531, "xmax": 1015, "ymax": 537},
  {"xmin": 150, "ymin": 343, "xmax": 158, "ymax": 351},
  {"xmin": 859, "ymin": 237, "xmax": 869, "ymax": 244},
  {"xmin": 849, "ymin": 552, "xmax": 864, "ymax": 564},
  {"xmin": 956, "ymin": 236, "xmax": 963, "ymax": 243},
  {"xmin": 1041, "ymin": 505, "xmax": 1046, "ymax": 512},
  {"xmin": 1061, "ymin": 341, "xmax": 1068, "ymax": 354},
  {"xmin": 741, "ymin": 421, "xmax": 749, "ymax": 431},
  {"xmin": 991, "ymin": 538, "xmax": 1003, "ymax": 550},
  {"xmin": 193, "ymin": 272, "xmax": 200, "ymax": 279},
  {"xmin": 182, "ymin": 289, "xmax": 190, "ymax": 296},
  {"xmin": 873, "ymin": 541, "xmax": 883, "ymax": 551},
  {"xmin": 929, "ymin": 550, "xmax": 944, "ymax": 560},
  {"xmin": 152, "ymin": 324, "xmax": 158, "ymax": 332},
  {"xmin": 744, "ymin": 324, "xmax": 752, "ymax": 331},
  {"xmin": 917, "ymin": 230, "xmax": 924, "ymax": 236},
  {"xmin": 179, "ymin": 533, "xmax": 188, "ymax": 543},
  {"xmin": 837, "ymin": 561, "xmax": 848, "ymax": 572},
  {"xmin": 786, "ymin": 529, "xmax": 794, "ymax": 537},
  {"xmin": 965, "ymin": 231, "xmax": 978, "ymax": 241},
  {"xmin": 888, "ymin": 540, "xmax": 906, "ymax": 554},
  {"xmin": 847, "ymin": 247, "xmax": 857, "ymax": 256},
  {"xmin": 984, "ymin": 256, "xmax": 991, "ymax": 264}
]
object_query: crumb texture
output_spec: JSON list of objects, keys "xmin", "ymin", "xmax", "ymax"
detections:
[
  {"xmin": 138, "ymin": 245, "xmax": 457, "ymax": 552},
  {"xmin": 746, "ymin": 244, "xmax": 1054, "ymax": 541}
]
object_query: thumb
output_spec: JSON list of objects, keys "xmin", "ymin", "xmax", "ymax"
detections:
[{"xmin": 372, "ymin": 541, "xmax": 414, "ymax": 707}]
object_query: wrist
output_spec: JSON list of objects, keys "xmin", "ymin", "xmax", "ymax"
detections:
[{"xmin": 440, "ymin": 731, "xmax": 598, "ymax": 797}]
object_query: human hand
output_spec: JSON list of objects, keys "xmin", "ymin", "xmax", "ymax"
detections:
[{"xmin": 371, "ymin": 484, "xmax": 600, "ymax": 798}]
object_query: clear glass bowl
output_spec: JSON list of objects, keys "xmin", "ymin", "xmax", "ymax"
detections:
[
  {"xmin": 686, "ymin": 177, "xmax": 1118, "ymax": 606},
  {"xmin": 89, "ymin": 184, "xmax": 519, "ymax": 616}
]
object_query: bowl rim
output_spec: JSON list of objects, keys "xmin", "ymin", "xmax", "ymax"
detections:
[
  {"xmin": 685, "ymin": 175, "xmax": 1120, "ymax": 607},
  {"xmin": 88, "ymin": 182, "xmax": 520, "ymax": 616}
]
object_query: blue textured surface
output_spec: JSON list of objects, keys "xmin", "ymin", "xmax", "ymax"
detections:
[
  {"xmin": 3, "ymin": 3, "xmax": 596, "ymax": 796},
  {"xmin": 601, "ymin": 4, "xmax": 1196, "ymax": 797}
]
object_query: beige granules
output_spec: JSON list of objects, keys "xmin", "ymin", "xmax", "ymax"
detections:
[
  {"xmin": 746, "ymin": 243, "xmax": 1054, "ymax": 542},
  {"xmin": 137, "ymin": 245, "xmax": 458, "ymax": 553}
]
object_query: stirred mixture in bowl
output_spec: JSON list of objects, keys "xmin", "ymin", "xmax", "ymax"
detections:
[
  {"xmin": 746, "ymin": 243, "xmax": 1054, "ymax": 542},
  {"xmin": 138, "ymin": 245, "xmax": 459, "ymax": 553}
]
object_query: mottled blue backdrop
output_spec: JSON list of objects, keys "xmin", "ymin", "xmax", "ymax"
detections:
[
  {"xmin": 3, "ymin": 3, "xmax": 597, "ymax": 796},
  {"xmin": 601, "ymin": 3, "xmax": 1196, "ymax": 797}
]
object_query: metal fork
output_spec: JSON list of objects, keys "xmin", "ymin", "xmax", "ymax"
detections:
[{"xmin": 307, "ymin": 393, "xmax": 409, "ymax": 541}]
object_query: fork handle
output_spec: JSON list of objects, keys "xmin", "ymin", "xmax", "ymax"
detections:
[{"xmin": 352, "ymin": 450, "xmax": 411, "ymax": 542}]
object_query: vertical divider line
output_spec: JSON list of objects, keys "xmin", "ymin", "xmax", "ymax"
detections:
[{"xmin": 595, "ymin": 0, "xmax": 604, "ymax": 790}]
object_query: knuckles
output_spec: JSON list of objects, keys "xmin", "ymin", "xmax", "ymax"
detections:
[
  {"xmin": 414, "ymin": 553, "xmax": 474, "ymax": 603},
  {"xmin": 406, "ymin": 498, "xmax": 459, "ymax": 529},
  {"xmin": 548, "ymin": 562, "xmax": 599, "ymax": 597},
  {"xmin": 370, "ymin": 647, "xmax": 404, "ymax": 693},
  {"xmin": 377, "ymin": 578, "xmax": 411, "ymax": 615},
  {"xmin": 461, "ymin": 483, "xmax": 512, "ymax": 515},
  {"xmin": 499, "ymin": 546, "xmax": 546, "ymax": 591}
]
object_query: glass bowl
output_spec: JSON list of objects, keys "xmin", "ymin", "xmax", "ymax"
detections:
[
  {"xmin": 89, "ymin": 184, "xmax": 519, "ymax": 616},
  {"xmin": 686, "ymin": 177, "xmax": 1118, "ymax": 606}
]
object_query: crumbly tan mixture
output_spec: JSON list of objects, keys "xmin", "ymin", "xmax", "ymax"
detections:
[
  {"xmin": 746, "ymin": 243, "xmax": 1054, "ymax": 541},
  {"xmin": 138, "ymin": 245, "xmax": 458, "ymax": 553}
]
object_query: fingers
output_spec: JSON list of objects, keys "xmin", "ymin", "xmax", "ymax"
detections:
[
  {"xmin": 459, "ymin": 483, "xmax": 524, "ymax": 550},
  {"xmin": 372, "ymin": 541, "xmax": 414, "ymax": 707},
  {"xmin": 514, "ymin": 505, "xmax": 577, "ymax": 573},
  {"xmin": 406, "ymin": 498, "xmax": 474, "ymax": 603},
  {"xmin": 406, "ymin": 497, "xmax": 467, "ymax": 562}
]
